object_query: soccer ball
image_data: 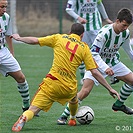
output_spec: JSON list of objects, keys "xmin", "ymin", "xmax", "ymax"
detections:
[{"xmin": 76, "ymin": 106, "xmax": 94, "ymax": 125}]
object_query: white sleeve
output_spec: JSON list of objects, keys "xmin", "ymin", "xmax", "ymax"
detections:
[
  {"xmin": 66, "ymin": 10, "xmax": 79, "ymax": 20},
  {"xmin": 6, "ymin": 18, "xmax": 12, "ymax": 36},
  {"xmin": 93, "ymin": 54, "xmax": 109, "ymax": 73},
  {"xmin": 91, "ymin": 30, "xmax": 109, "ymax": 72},
  {"xmin": 97, "ymin": 2, "xmax": 108, "ymax": 19},
  {"xmin": 4, "ymin": 13, "xmax": 12, "ymax": 36},
  {"xmin": 130, "ymin": 38, "xmax": 133, "ymax": 45},
  {"xmin": 66, "ymin": 0, "xmax": 79, "ymax": 20},
  {"xmin": 122, "ymin": 37, "xmax": 133, "ymax": 61}
]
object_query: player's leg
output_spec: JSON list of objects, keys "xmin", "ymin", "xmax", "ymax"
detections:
[
  {"xmin": 57, "ymin": 78, "xmax": 94, "ymax": 125},
  {"xmin": 78, "ymin": 78, "xmax": 94, "ymax": 100},
  {"xmin": 12, "ymin": 105, "xmax": 41, "ymax": 132},
  {"xmin": 13, "ymin": 90, "xmax": 43, "ymax": 132},
  {"xmin": 112, "ymin": 77, "xmax": 133, "ymax": 114},
  {"xmin": 78, "ymin": 62, "xmax": 85, "ymax": 85},
  {"xmin": 8, "ymin": 70, "xmax": 30, "ymax": 111},
  {"xmin": 111, "ymin": 63, "xmax": 133, "ymax": 114},
  {"xmin": 110, "ymin": 76, "xmax": 119, "ymax": 85},
  {"xmin": 12, "ymin": 82, "xmax": 53, "ymax": 132},
  {"xmin": 1, "ymin": 52, "xmax": 30, "ymax": 112},
  {"xmin": 57, "ymin": 103, "xmax": 69, "ymax": 125},
  {"xmin": 68, "ymin": 96, "xmax": 78, "ymax": 126}
]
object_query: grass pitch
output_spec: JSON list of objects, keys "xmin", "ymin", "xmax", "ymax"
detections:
[{"xmin": 0, "ymin": 43, "xmax": 133, "ymax": 133}]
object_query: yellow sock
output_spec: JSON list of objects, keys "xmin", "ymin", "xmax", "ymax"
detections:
[
  {"xmin": 23, "ymin": 110, "xmax": 34, "ymax": 122},
  {"xmin": 69, "ymin": 99, "xmax": 78, "ymax": 118}
]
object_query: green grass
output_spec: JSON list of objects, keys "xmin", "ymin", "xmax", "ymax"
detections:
[{"xmin": 0, "ymin": 43, "xmax": 133, "ymax": 133}]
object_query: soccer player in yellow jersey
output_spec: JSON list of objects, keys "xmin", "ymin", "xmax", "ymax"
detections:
[{"xmin": 11, "ymin": 23, "xmax": 119, "ymax": 132}]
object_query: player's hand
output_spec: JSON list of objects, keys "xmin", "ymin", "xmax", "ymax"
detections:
[
  {"xmin": 10, "ymin": 34, "xmax": 21, "ymax": 41},
  {"xmin": 109, "ymin": 88, "xmax": 120, "ymax": 100},
  {"xmin": 78, "ymin": 17, "xmax": 87, "ymax": 24},
  {"xmin": 105, "ymin": 68, "xmax": 114, "ymax": 76}
]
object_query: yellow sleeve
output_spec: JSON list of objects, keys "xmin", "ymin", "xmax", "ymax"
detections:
[
  {"xmin": 83, "ymin": 45, "xmax": 98, "ymax": 70},
  {"xmin": 38, "ymin": 34, "xmax": 57, "ymax": 47}
]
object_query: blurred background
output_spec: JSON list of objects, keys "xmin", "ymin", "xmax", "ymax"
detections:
[{"xmin": 8, "ymin": 0, "xmax": 133, "ymax": 36}]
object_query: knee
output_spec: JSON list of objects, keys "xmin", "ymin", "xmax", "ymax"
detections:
[{"xmin": 17, "ymin": 73, "xmax": 26, "ymax": 83}]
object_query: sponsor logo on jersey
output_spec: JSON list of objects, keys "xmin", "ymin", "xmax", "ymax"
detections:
[
  {"xmin": 100, "ymin": 47, "xmax": 119, "ymax": 58},
  {"xmin": 81, "ymin": 2, "xmax": 96, "ymax": 14}
]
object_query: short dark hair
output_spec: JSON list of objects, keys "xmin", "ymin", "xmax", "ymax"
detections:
[
  {"xmin": 117, "ymin": 8, "xmax": 133, "ymax": 24},
  {"xmin": 70, "ymin": 23, "xmax": 84, "ymax": 36}
]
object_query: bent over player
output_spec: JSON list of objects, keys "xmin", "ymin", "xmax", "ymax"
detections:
[
  {"xmin": 57, "ymin": 8, "xmax": 133, "ymax": 125},
  {"xmin": 11, "ymin": 23, "xmax": 119, "ymax": 132},
  {"xmin": 0, "ymin": 0, "xmax": 30, "ymax": 111}
]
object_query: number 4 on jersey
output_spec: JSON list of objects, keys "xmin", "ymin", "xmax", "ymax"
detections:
[{"xmin": 66, "ymin": 41, "xmax": 78, "ymax": 61}]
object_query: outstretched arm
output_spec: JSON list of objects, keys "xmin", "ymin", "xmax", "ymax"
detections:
[{"xmin": 11, "ymin": 34, "xmax": 39, "ymax": 45}]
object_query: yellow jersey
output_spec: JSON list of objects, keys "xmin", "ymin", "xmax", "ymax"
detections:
[{"xmin": 38, "ymin": 33, "xmax": 97, "ymax": 89}]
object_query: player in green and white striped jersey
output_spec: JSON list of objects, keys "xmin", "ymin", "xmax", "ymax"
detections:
[
  {"xmin": 66, "ymin": 0, "xmax": 112, "ymax": 33},
  {"xmin": 66, "ymin": 0, "xmax": 113, "ymax": 85},
  {"xmin": 0, "ymin": 0, "xmax": 31, "ymax": 113},
  {"xmin": 83, "ymin": 8, "xmax": 133, "ymax": 115},
  {"xmin": 57, "ymin": 8, "xmax": 133, "ymax": 125}
]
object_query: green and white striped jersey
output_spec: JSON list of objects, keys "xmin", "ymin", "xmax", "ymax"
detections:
[
  {"xmin": 66, "ymin": 0, "xmax": 103, "ymax": 31},
  {"xmin": 91, "ymin": 24, "xmax": 133, "ymax": 72},
  {"xmin": 0, "ymin": 12, "xmax": 12, "ymax": 45}
]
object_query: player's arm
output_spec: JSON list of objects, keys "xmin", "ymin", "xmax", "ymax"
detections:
[
  {"xmin": 122, "ymin": 34, "xmax": 133, "ymax": 61},
  {"xmin": 11, "ymin": 34, "xmax": 39, "ymax": 45},
  {"xmin": 66, "ymin": 0, "xmax": 87, "ymax": 24},
  {"xmin": 93, "ymin": 54, "xmax": 114, "ymax": 76},
  {"xmin": 5, "ymin": 15, "xmax": 14, "ymax": 56},
  {"xmin": 83, "ymin": 44, "xmax": 118, "ymax": 99},
  {"xmin": 6, "ymin": 35, "xmax": 14, "ymax": 56},
  {"xmin": 66, "ymin": 0, "xmax": 78, "ymax": 19},
  {"xmin": 66, "ymin": 10, "xmax": 87, "ymax": 24},
  {"xmin": 90, "ymin": 68, "xmax": 120, "ymax": 100},
  {"xmin": 91, "ymin": 32, "xmax": 114, "ymax": 76},
  {"xmin": 97, "ymin": 1, "xmax": 113, "ymax": 24}
]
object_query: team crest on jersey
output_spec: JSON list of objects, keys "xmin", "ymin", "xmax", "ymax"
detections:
[
  {"xmin": 91, "ymin": 45, "xmax": 100, "ymax": 52},
  {"xmin": 66, "ymin": 3, "xmax": 72, "ymax": 8}
]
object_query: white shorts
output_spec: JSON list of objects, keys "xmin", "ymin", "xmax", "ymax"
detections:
[
  {"xmin": 82, "ymin": 30, "xmax": 99, "ymax": 47},
  {"xmin": 0, "ymin": 47, "xmax": 21, "ymax": 76},
  {"xmin": 84, "ymin": 62, "xmax": 132, "ymax": 86}
]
